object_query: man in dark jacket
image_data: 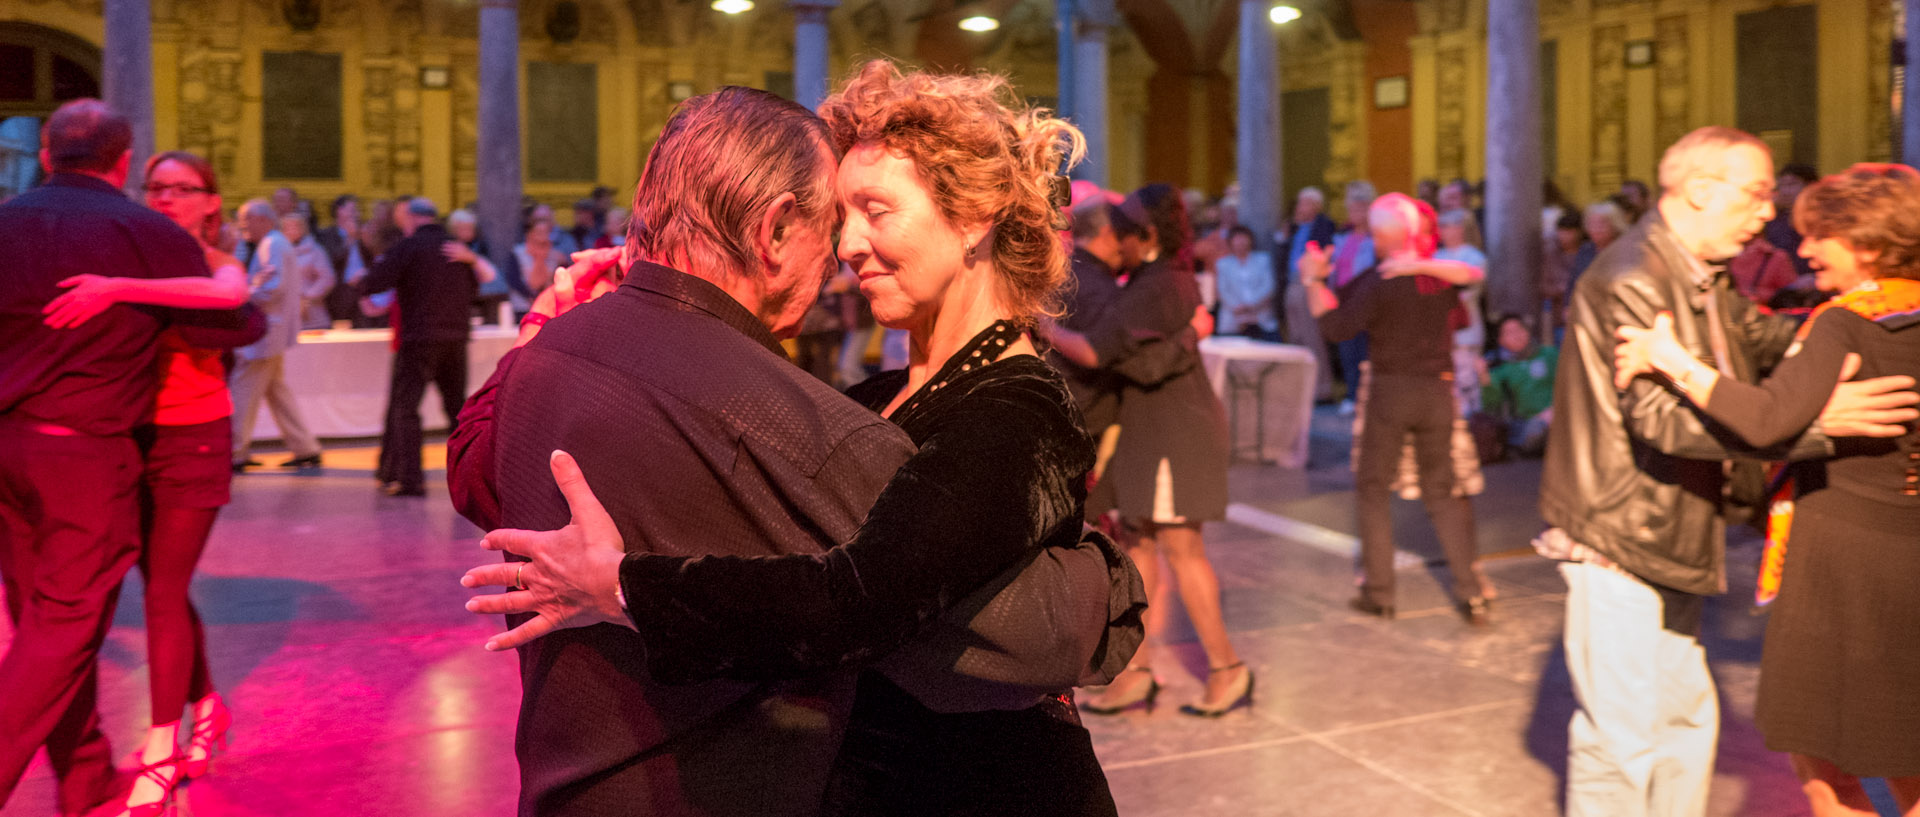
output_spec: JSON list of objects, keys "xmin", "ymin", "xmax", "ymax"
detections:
[
  {"xmin": 359, "ymin": 197, "xmax": 480, "ymax": 496},
  {"xmin": 0, "ymin": 99, "xmax": 261, "ymax": 813},
  {"xmin": 316, "ymin": 194, "xmax": 372, "ymax": 325},
  {"xmin": 1055, "ymin": 197, "xmax": 1125, "ymax": 444},
  {"xmin": 1538, "ymin": 126, "xmax": 1919, "ymax": 816}
]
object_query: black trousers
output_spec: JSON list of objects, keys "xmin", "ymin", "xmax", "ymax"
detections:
[
  {"xmin": 1354, "ymin": 373, "xmax": 1481, "ymax": 606},
  {"xmin": 0, "ymin": 427, "xmax": 142, "ymax": 813},
  {"xmin": 381, "ymin": 340, "xmax": 468, "ymax": 490}
]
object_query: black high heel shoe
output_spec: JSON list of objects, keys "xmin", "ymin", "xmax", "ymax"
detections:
[
  {"xmin": 1179, "ymin": 662, "xmax": 1255, "ymax": 717},
  {"xmin": 1081, "ymin": 667, "xmax": 1161, "ymax": 715}
]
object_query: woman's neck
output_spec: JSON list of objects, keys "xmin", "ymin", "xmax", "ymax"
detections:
[{"xmin": 883, "ymin": 268, "xmax": 1027, "ymax": 417}]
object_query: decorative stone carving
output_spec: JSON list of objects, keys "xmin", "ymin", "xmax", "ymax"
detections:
[
  {"xmin": 850, "ymin": 0, "xmax": 891, "ymax": 48},
  {"xmin": 1590, "ymin": 23, "xmax": 1626, "ymax": 192},
  {"xmin": 1869, "ymin": 0, "xmax": 1895, "ymax": 162},
  {"xmin": 176, "ymin": 46, "xmax": 244, "ymax": 182},
  {"xmin": 1433, "ymin": 0, "xmax": 1470, "ymax": 34},
  {"xmin": 1325, "ymin": 44, "xmax": 1362, "ymax": 190},
  {"xmin": 1435, "ymin": 45, "xmax": 1468, "ymax": 179},
  {"xmin": 453, "ymin": 50, "xmax": 480, "ymax": 214},
  {"xmin": 1653, "ymin": 15, "xmax": 1689, "ymax": 153},
  {"xmin": 631, "ymin": 0, "xmax": 671, "ymax": 47}
]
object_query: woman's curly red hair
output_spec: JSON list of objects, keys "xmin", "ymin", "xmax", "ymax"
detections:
[
  {"xmin": 1794, "ymin": 163, "xmax": 1920, "ymax": 281},
  {"xmin": 818, "ymin": 60, "xmax": 1086, "ymax": 325}
]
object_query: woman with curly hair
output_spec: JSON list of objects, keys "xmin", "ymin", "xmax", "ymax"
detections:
[
  {"xmin": 465, "ymin": 61, "xmax": 1134, "ymax": 815},
  {"xmin": 1615, "ymin": 163, "xmax": 1920, "ymax": 816}
]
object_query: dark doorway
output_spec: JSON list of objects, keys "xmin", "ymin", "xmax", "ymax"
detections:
[{"xmin": 1736, "ymin": 5, "xmax": 1819, "ymax": 169}]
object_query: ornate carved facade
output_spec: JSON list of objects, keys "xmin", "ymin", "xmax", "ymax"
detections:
[
  {"xmin": 1653, "ymin": 15, "xmax": 1689, "ymax": 160},
  {"xmin": 1588, "ymin": 23, "xmax": 1627, "ymax": 193}
]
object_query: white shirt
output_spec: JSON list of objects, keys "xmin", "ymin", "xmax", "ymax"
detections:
[
  {"xmin": 1214, "ymin": 251, "xmax": 1277, "ymax": 333},
  {"xmin": 1434, "ymin": 244, "xmax": 1488, "ymax": 349}
]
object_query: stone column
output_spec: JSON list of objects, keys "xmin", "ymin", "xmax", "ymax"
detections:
[
  {"xmin": 791, "ymin": 0, "xmax": 839, "ymax": 109},
  {"xmin": 478, "ymin": 0, "xmax": 523, "ymax": 276},
  {"xmin": 1235, "ymin": 0, "xmax": 1279, "ymax": 250},
  {"xmin": 102, "ymin": 0, "xmax": 156, "ymax": 192},
  {"xmin": 1484, "ymin": 0, "xmax": 1543, "ymax": 320},
  {"xmin": 1906, "ymin": 0, "xmax": 1920, "ymax": 166},
  {"xmin": 1070, "ymin": 0, "xmax": 1114, "ymax": 186},
  {"xmin": 1055, "ymin": 0, "xmax": 1076, "ymax": 126}
]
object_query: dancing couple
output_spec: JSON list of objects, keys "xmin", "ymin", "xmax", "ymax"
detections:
[
  {"xmin": 1, "ymin": 102, "xmax": 248, "ymax": 817},
  {"xmin": 452, "ymin": 61, "xmax": 1147, "ymax": 816}
]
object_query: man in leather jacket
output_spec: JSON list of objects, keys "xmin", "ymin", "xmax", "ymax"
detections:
[{"xmin": 1538, "ymin": 126, "xmax": 1920, "ymax": 817}]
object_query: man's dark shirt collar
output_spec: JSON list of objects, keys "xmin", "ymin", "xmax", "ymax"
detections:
[
  {"xmin": 621, "ymin": 260, "xmax": 787, "ymax": 359},
  {"xmin": 44, "ymin": 172, "xmax": 125, "ymax": 197}
]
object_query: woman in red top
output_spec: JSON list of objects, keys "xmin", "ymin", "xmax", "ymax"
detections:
[{"xmin": 41, "ymin": 151, "xmax": 244, "ymax": 816}]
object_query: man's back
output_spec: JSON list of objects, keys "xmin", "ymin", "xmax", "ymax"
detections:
[
  {"xmin": 364, "ymin": 223, "xmax": 476, "ymax": 344},
  {"xmin": 0, "ymin": 175, "xmax": 209, "ymax": 435},
  {"xmin": 493, "ymin": 263, "xmax": 914, "ymax": 816}
]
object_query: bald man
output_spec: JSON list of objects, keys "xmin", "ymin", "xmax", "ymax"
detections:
[{"xmin": 230, "ymin": 198, "xmax": 323, "ymax": 471}]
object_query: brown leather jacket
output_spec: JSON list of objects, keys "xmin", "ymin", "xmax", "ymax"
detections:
[{"xmin": 1538, "ymin": 214, "xmax": 1832, "ymax": 596}]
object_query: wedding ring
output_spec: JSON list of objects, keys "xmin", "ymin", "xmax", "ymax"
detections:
[{"xmin": 514, "ymin": 564, "xmax": 526, "ymax": 591}]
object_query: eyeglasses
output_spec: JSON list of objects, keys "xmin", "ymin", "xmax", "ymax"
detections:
[
  {"xmin": 143, "ymin": 183, "xmax": 209, "ymax": 198},
  {"xmin": 1703, "ymin": 176, "xmax": 1774, "ymax": 205}
]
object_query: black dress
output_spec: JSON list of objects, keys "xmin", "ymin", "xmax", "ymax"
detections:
[
  {"xmin": 1082, "ymin": 258, "xmax": 1230, "ymax": 523},
  {"xmin": 616, "ymin": 323, "xmax": 1118, "ymax": 816},
  {"xmin": 1695, "ymin": 303, "xmax": 1920, "ymax": 777}
]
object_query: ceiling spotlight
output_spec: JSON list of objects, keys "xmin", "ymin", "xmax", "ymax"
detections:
[
  {"xmin": 1269, "ymin": 4, "xmax": 1301, "ymax": 24},
  {"xmin": 958, "ymin": 14, "xmax": 1000, "ymax": 32},
  {"xmin": 711, "ymin": 0, "xmax": 754, "ymax": 14}
]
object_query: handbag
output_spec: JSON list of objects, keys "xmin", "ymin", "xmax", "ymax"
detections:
[{"xmin": 874, "ymin": 524, "xmax": 1148, "ymax": 714}]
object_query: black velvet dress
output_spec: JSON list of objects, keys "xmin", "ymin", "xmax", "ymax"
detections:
[
  {"xmin": 1696, "ymin": 304, "xmax": 1920, "ymax": 777},
  {"xmin": 616, "ymin": 323, "xmax": 1119, "ymax": 816}
]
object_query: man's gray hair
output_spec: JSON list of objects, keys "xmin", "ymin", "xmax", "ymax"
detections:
[
  {"xmin": 1344, "ymin": 180, "xmax": 1377, "ymax": 202},
  {"xmin": 240, "ymin": 199, "xmax": 275, "ymax": 221},
  {"xmin": 1069, "ymin": 198, "xmax": 1111, "ymax": 242},
  {"xmin": 1297, "ymin": 187, "xmax": 1325, "ymax": 206},
  {"xmin": 627, "ymin": 86, "xmax": 836, "ymax": 281},
  {"xmin": 1657, "ymin": 126, "xmax": 1770, "ymax": 197}
]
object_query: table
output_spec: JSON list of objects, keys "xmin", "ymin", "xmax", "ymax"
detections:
[
  {"xmin": 247, "ymin": 325, "xmax": 519, "ymax": 442},
  {"xmin": 1198, "ymin": 336, "xmax": 1318, "ymax": 469}
]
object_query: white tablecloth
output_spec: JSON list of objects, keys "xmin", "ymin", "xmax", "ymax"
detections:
[
  {"xmin": 248, "ymin": 326, "xmax": 518, "ymax": 442},
  {"xmin": 1199, "ymin": 336, "xmax": 1318, "ymax": 469}
]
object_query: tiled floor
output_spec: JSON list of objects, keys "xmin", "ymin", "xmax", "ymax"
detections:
[{"xmin": 0, "ymin": 412, "xmax": 1882, "ymax": 815}]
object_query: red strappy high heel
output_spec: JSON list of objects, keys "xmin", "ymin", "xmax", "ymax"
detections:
[
  {"xmin": 181, "ymin": 693, "xmax": 231, "ymax": 779},
  {"xmin": 118, "ymin": 755, "xmax": 182, "ymax": 817}
]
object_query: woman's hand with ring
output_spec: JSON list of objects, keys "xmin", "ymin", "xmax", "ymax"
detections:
[{"xmin": 461, "ymin": 450, "xmax": 633, "ymax": 651}]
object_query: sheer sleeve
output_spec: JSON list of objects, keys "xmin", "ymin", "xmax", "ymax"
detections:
[
  {"xmin": 1701, "ymin": 309, "xmax": 1857, "ymax": 450},
  {"xmin": 616, "ymin": 364, "xmax": 1093, "ymax": 684}
]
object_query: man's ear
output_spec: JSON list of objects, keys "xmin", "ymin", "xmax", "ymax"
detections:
[
  {"xmin": 755, "ymin": 191, "xmax": 801, "ymax": 273},
  {"xmin": 109, "ymin": 149, "xmax": 133, "ymax": 188},
  {"xmin": 1681, "ymin": 176, "xmax": 1715, "ymax": 212},
  {"xmin": 38, "ymin": 148, "xmax": 53, "ymax": 175}
]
